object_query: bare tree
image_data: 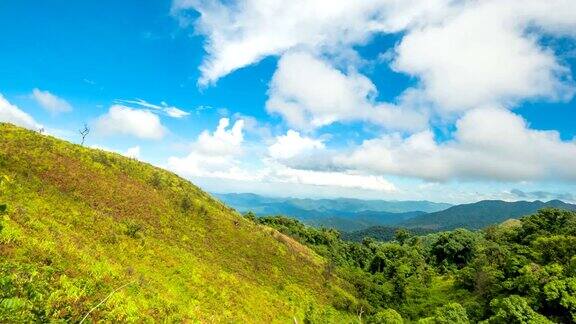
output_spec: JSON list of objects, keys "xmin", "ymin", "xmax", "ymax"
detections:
[{"xmin": 79, "ymin": 123, "xmax": 90, "ymax": 145}]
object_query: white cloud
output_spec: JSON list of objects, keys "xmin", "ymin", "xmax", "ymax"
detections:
[
  {"xmin": 264, "ymin": 161, "xmax": 397, "ymax": 192},
  {"xmin": 115, "ymin": 99, "xmax": 190, "ymax": 118},
  {"xmin": 167, "ymin": 118, "xmax": 248, "ymax": 180},
  {"xmin": 392, "ymin": 0, "xmax": 576, "ymax": 112},
  {"xmin": 178, "ymin": 0, "xmax": 576, "ymax": 115},
  {"xmin": 31, "ymin": 88, "xmax": 72, "ymax": 114},
  {"xmin": 266, "ymin": 51, "xmax": 428, "ymax": 131},
  {"xmin": 164, "ymin": 107, "xmax": 189, "ymax": 118},
  {"xmin": 91, "ymin": 145, "xmax": 142, "ymax": 160},
  {"xmin": 172, "ymin": 0, "xmax": 576, "ymax": 187},
  {"xmin": 337, "ymin": 107, "xmax": 576, "ymax": 182},
  {"xmin": 0, "ymin": 94, "xmax": 42, "ymax": 130},
  {"xmin": 166, "ymin": 117, "xmax": 397, "ymax": 191},
  {"xmin": 268, "ymin": 130, "xmax": 324, "ymax": 160},
  {"xmin": 125, "ymin": 146, "xmax": 141, "ymax": 159},
  {"xmin": 196, "ymin": 118, "xmax": 244, "ymax": 156},
  {"xmin": 94, "ymin": 105, "xmax": 166, "ymax": 140},
  {"xmin": 172, "ymin": 0, "xmax": 455, "ymax": 85}
]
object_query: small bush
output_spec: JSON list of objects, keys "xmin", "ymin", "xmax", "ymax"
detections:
[
  {"xmin": 124, "ymin": 222, "xmax": 143, "ymax": 239},
  {"xmin": 181, "ymin": 196, "xmax": 193, "ymax": 212}
]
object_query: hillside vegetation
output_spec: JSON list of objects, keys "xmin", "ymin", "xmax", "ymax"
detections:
[
  {"xmin": 0, "ymin": 123, "xmax": 356, "ymax": 322},
  {"xmin": 255, "ymin": 210, "xmax": 576, "ymax": 323}
]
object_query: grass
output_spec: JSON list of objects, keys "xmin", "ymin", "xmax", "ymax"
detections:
[{"xmin": 0, "ymin": 123, "xmax": 356, "ymax": 323}]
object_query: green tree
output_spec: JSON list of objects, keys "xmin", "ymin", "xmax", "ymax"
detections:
[
  {"xmin": 431, "ymin": 229, "xmax": 479, "ymax": 268},
  {"xmin": 543, "ymin": 277, "xmax": 576, "ymax": 322},
  {"xmin": 394, "ymin": 228, "xmax": 411, "ymax": 245},
  {"xmin": 484, "ymin": 295, "xmax": 551, "ymax": 324},
  {"xmin": 369, "ymin": 308, "xmax": 403, "ymax": 324},
  {"xmin": 434, "ymin": 303, "xmax": 470, "ymax": 323},
  {"xmin": 244, "ymin": 211, "xmax": 257, "ymax": 222},
  {"xmin": 519, "ymin": 208, "xmax": 576, "ymax": 242}
]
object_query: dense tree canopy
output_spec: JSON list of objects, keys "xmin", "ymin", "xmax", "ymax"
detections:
[{"xmin": 252, "ymin": 208, "xmax": 576, "ymax": 322}]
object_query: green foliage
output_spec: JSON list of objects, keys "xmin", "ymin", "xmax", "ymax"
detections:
[
  {"xmin": 180, "ymin": 195, "xmax": 193, "ymax": 212},
  {"xmin": 262, "ymin": 204, "xmax": 576, "ymax": 322},
  {"xmin": 123, "ymin": 221, "xmax": 143, "ymax": 239},
  {"xmin": 342, "ymin": 226, "xmax": 434, "ymax": 242},
  {"xmin": 484, "ymin": 295, "xmax": 552, "ymax": 323},
  {"xmin": 430, "ymin": 229, "xmax": 479, "ymax": 269},
  {"xmin": 394, "ymin": 228, "xmax": 411, "ymax": 245},
  {"xmin": 369, "ymin": 308, "xmax": 403, "ymax": 323},
  {"xmin": 543, "ymin": 277, "xmax": 576, "ymax": 322},
  {"xmin": 431, "ymin": 303, "xmax": 469, "ymax": 323}
]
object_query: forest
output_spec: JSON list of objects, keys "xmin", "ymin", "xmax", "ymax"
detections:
[{"xmin": 252, "ymin": 208, "xmax": 576, "ymax": 323}]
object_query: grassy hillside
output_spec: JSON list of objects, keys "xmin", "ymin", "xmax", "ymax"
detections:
[
  {"xmin": 0, "ymin": 123, "xmax": 356, "ymax": 322},
  {"xmin": 401, "ymin": 199, "xmax": 576, "ymax": 230}
]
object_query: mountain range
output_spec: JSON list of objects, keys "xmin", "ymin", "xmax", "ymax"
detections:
[
  {"xmin": 400, "ymin": 199, "xmax": 576, "ymax": 230},
  {"xmin": 216, "ymin": 193, "xmax": 576, "ymax": 233},
  {"xmin": 214, "ymin": 193, "xmax": 451, "ymax": 231}
]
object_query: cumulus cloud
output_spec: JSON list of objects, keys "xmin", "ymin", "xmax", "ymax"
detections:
[
  {"xmin": 337, "ymin": 107, "xmax": 576, "ymax": 182},
  {"xmin": 94, "ymin": 105, "xmax": 167, "ymax": 140},
  {"xmin": 268, "ymin": 130, "xmax": 325, "ymax": 160},
  {"xmin": 0, "ymin": 94, "xmax": 42, "ymax": 130},
  {"xmin": 167, "ymin": 118, "xmax": 397, "ymax": 192},
  {"xmin": 196, "ymin": 118, "xmax": 245, "ymax": 156},
  {"xmin": 172, "ymin": 0, "xmax": 456, "ymax": 85},
  {"xmin": 178, "ymin": 0, "xmax": 576, "ymax": 112},
  {"xmin": 167, "ymin": 118, "xmax": 249, "ymax": 180},
  {"xmin": 266, "ymin": 51, "xmax": 429, "ymax": 131},
  {"xmin": 31, "ymin": 89, "xmax": 72, "ymax": 114},
  {"xmin": 392, "ymin": 0, "xmax": 576, "ymax": 112}
]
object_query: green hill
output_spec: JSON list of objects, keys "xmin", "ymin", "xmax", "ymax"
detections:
[
  {"xmin": 400, "ymin": 199, "xmax": 576, "ymax": 230},
  {"xmin": 0, "ymin": 123, "xmax": 355, "ymax": 322}
]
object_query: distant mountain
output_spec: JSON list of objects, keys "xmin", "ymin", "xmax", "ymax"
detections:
[
  {"xmin": 214, "ymin": 193, "xmax": 451, "ymax": 213},
  {"xmin": 400, "ymin": 199, "xmax": 576, "ymax": 230},
  {"xmin": 213, "ymin": 193, "xmax": 451, "ymax": 231},
  {"xmin": 342, "ymin": 226, "xmax": 435, "ymax": 242}
]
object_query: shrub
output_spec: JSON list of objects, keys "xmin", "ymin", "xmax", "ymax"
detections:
[
  {"xmin": 180, "ymin": 196, "xmax": 193, "ymax": 212},
  {"xmin": 124, "ymin": 222, "xmax": 143, "ymax": 239}
]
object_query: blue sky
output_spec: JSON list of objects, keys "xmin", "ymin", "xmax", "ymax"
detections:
[{"xmin": 1, "ymin": 0, "xmax": 575, "ymax": 203}]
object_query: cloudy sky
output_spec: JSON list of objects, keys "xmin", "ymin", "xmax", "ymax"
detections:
[{"xmin": 1, "ymin": 0, "xmax": 576, "ymax": 203}]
